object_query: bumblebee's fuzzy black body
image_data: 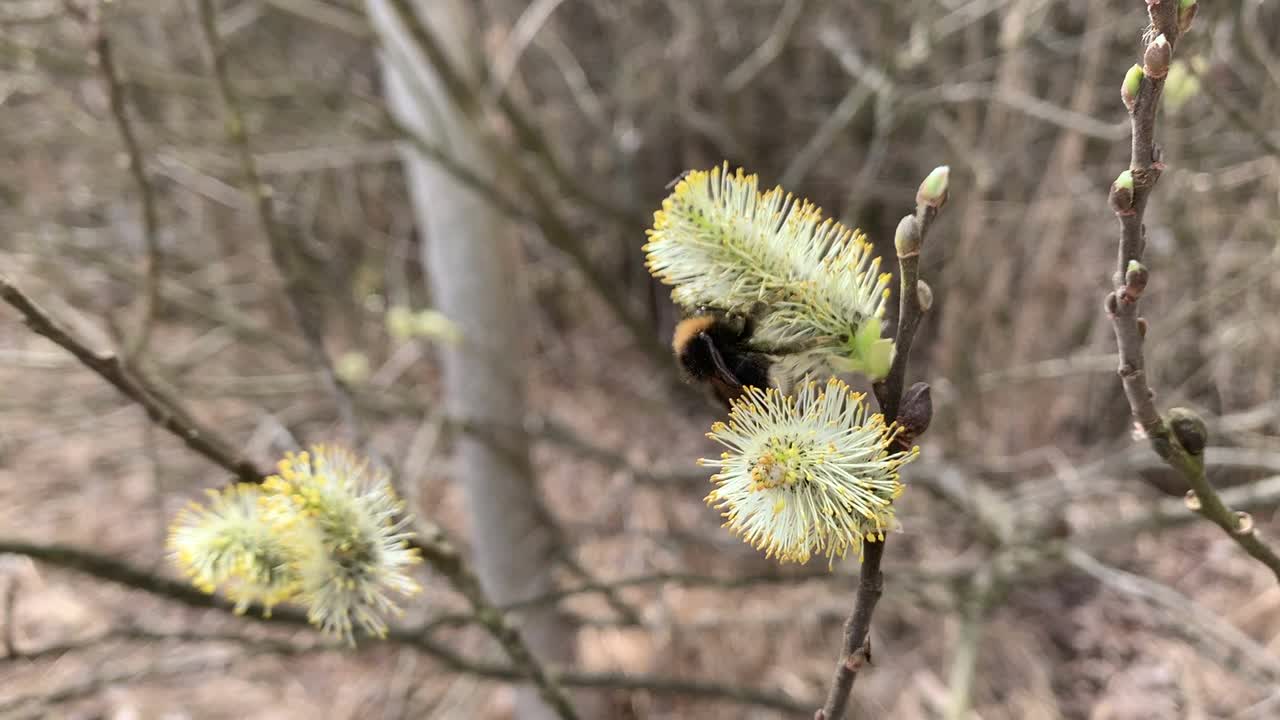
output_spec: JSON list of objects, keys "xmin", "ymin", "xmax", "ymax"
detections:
[{"xmin": 672, "ymin": 309, "xmax": 771, "ymax": 409}]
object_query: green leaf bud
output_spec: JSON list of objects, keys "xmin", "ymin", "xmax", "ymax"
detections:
[
  {"xmin": 1163, "ymin": 60, "xmax": 1200, "ymax": 114},
  {"xmin": 1122, "ymin": 64, "xmax": 1145, "ymax": 112},
  {"xmin": 851, "ymin": 317, "xmax": 895, "ymax": 381},
  {"xmin": 1125, "ymin": 259, "xmax": 1149, "ymax": 296},
  {"xmin": 915, "ymin": 166, "xmax": 950, "ymax": 209},
  {"xmin": 1166, "ymin": 407, "xmax": 1208, "ymax": 456},
  {"xmin": 1178, "ymin": 0, "xmax": 1198, "ymax": 34},
  {"xmin": 1110, "ymin": 170, "xmax": 1135, "ymax": 215}
]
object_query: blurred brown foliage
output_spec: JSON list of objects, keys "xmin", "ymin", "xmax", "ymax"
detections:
[{"xmin": 1, "ymin": 0, "xmax": 1279, "ymax": 718}]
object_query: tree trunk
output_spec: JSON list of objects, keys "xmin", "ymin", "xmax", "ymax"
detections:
[{"xmin": 368, "ymin": 3, "xmax": 575, "ymax": 718}]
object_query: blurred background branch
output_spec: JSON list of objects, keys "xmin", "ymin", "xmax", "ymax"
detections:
[{"xmin": 1, "ymin": 0, "xmax": 1279, "ymax": 717}]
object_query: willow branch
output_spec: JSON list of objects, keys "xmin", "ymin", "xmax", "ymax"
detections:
[
  {"xmin": 943, "ymin": 565, "xmax": 996, "ymax": 720},
  {"xmin": 819, "ymin": 168, "xmax": 948, "ymax": 719},
  {"xmin": 0, "ymin": 274, "xmax": 266, "ymax": 483},
  {"xmin": 0, "ymin": 538, "xmax": 809, "ymax": 714},
  {"xmin": 1105, "ymin": 0, "xmax": 1280, "ymax": 582},
  {"xmin": 1067, "ymin": 548, "xmax": 1280, "ymax": 687},
  {"xmin": 380, "ymin": 0, "xmax": 673, "ymax": 378},
  {"xmin": 66, "ymin": 3, "xmax": 163, "ymax": 360},
  {"xmin": 406, "ymin": 522, "xmax": 581, "ymax": 720},
  {"xmin": 420, "ymin": 567, "xmax": 839, "ymax": 632},
  {"xmin": 194, "ymin": 0, "xmax": 359, "ymax": 438}
]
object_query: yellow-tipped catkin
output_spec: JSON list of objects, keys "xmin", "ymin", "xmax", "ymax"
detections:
[
  {"xmin": 700, "ymin": 378, "xmax": 918, "ymax": 566},
  {"xmin": 644, "ymin": 164, "xmax": 895, "ymax": 379},
  {"xmin": 169, "ymin": 447, "xmax": 422, "ymax": 644}
]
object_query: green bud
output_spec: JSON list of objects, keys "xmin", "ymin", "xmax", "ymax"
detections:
[
  {"xmin": 415, "ymin": 309, "xmax": 463, "ymax": 344},
  {"xmin": 1109, "ymin": 170, "xmax": 1135, "ymax": 214},
  {"xmin": 335, "ymin": 351, "xmax": 371, "ymax": 385},
  {"xmin": 894, "ymin": 215, "xmax": 921, "ymax": 258},
  {"xmin": 1163, "ymin": 60, "xmax": 1200, "ymax": 114},
  {"xmin": 1178, "ymin": 0, "xmax": 1198, "ymax": 34},
  {"xmin": 1122, "ymin": 64, "xmax": 1144, "ymax": 112},
  {"xmin": 850, "ymin": 317, "xmax": 894, "ymax": 381},
  {"xmin": 386, "ymin": 305, "xmax": 416, "ymax": 341},
  {"xmin": 851, "ymin": 317, "xmax": 881, "ymax": 358},
  {"xmin": 1124, "ymin": 260, "xmax": 1149, "ymax": 299},
  {"xmin": 1166, "ymin": 407, "xmax": 1208, "ymax": 456},
  {"xmin": 916, "ymin": 166, "xmax": 950, "ymax": 209},
  {"xmin": 387, "ymin": 306, "xmax": 462, "ymax": 344},
  {"xmin": 861, "ymin": 339, "xmax": 895, "ymax": 382}
]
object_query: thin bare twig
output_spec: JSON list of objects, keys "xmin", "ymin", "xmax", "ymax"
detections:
[
  {"xmin": 406, "ymin": 522, "xmax": 582, "ymax": 720},
  {"xmin": 381, "ymin": 113, "xmax": 533, "ymax": 223},
  {"xmin": 0, "ymin": 278, "xmax": 645, "ymax": 662},
  {"xmin": 943, "ymin": 565, "xmax": 996, "ymax": 720},
  {"xmin": 194, "ymin": 0, "xmax": 360, "ymax": 440},
  {"xmin": 819, "ymin": 170, "xmax": 948, "ymax": 719},
  {"xmin": 0, "ymin": 274, "xmax": 267, "ymax": 483},
  {"xmin": 1067, "ymin": 548, "xmax": 1280, "ymax": 687},
  {"xmin": 0, "ymin": 654, "xmax": 235, "ymax": 718},
  {"xmin": 0, "ymin": 538, "xmax": 810, "ymax": 715},
  {"xmin": 379, "ymin": 0, "xmax": 679, "ymax": 386},
  {"xmin": 384, "ymin": 0, "xmax": 636, "ymax": 229},
  {"xmin": 2, "ymin": 577, "xmax": 18, "ymax": 656},
  {"xmin": 488, "ymin": 0, "xmax": 571, "ymax": 97},
  {"xmin": 1104, "ymin": 1, "xmax": 1280, "ymax": 582},
  {"xmin": 0, "ymin": 284, "xmax": 578, "ymax": 716},
  {"xmin": 263, "ymin": 0, "xmax": 371, "ymax": 38},
  {"xmin": 1183, "ymin": 61, "xmax": 1280, "ymax": 159},
  {"xmin": 64, "ymin": 1, "xmax": 163, "ymax": 360},
  {"xmin": 724, "ymin": 0, "xmax": 811, "ymax": 93}
]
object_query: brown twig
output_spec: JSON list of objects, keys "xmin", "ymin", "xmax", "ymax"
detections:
[
  {"xmin": 193, "ymin": 0, "xmax": 359, "ymax": 440},
  {"xmin": 379, "ymin": 0, "xmax": 674, "ymax": 380},
  {"xmin": 65, "ymin": 1, "xmax": 164, "ymax": 360},
  {"xmin": 2, "ymin": 577, "xmax": 18, "ymax": 657},
  {"xmin": 0, "ymin": 276, "xmax": 632, "ymax": 699},
  {"xmin": 0, "ymin": 274, "xmax": 267, "ymax": 483},
  {"xmin": 0, "ymin": 538, "xmax": 809, "ymax": 715},
  {"xmin": 406, "ymin": 522, "xmax": 582, "ymax": 720},
  {"xmin": 1105, "ymin": 0, "xmax": 1280, "ymax": 582},
  {"xmin": 943, "ymin": 564, "xmax": 997, "ymax": 720},
  {"xmin": 1067, "ymin": 548, "xmax": 1280, "ymax": 687},
  {"xmin": 724, "ymin": 0, "xmax": 811, "ymax": 93},
  {"xmin": 1182, "ymin": 61, "xmax": 1280, "ymax": 159},
  {"xmin": 819, "ymin": 168, "xmax": 949, "ymax": 719},
  {"xmin": 0, "ymin": 278, "xmax": 578, "ymax": 713}
]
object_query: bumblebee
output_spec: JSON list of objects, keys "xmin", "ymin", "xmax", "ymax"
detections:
[{"xmin": 671, "ymin": 307, "xmax": 772, "ymax": 409}]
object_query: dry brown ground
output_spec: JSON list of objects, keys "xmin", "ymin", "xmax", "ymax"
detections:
[{"xmin": 3, "ymin": 1, "xmax": 1280, "ymax": 718}]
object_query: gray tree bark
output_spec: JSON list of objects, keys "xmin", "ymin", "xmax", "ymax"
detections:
[{"xmin": 367, "ymin": 3, "xmax": 576, "ymax": 718}]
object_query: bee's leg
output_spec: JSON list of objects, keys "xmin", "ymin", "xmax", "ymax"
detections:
[
  {"xmin": 737, "ymin": 300, "xmax": 771, "ymax": 340},
  {"xmin": 733, "ymin": 353, "xmax": 771, "ymax": 390},
  {"xmin": 696, "ymin": 333, "xmax": 744, "ymax": 389}
]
